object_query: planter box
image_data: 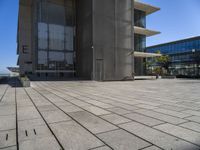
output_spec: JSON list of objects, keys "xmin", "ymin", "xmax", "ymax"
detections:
[{"xmin": 20, "ymin": 77, "xmax": 30, "ymax": 87}]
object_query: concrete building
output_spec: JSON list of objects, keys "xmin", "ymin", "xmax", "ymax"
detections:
[
  {"xmin": 147, "ymin": 36, "xmax": 200, "ymax": 77},
  {"xmin": 17, "ymin": 0, "xmax": 160, "ymax": 81}
]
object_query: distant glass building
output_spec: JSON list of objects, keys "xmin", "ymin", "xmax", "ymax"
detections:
[{"xmin": 147, "ymin": 36, "xmax": 200, "ymax": 76}]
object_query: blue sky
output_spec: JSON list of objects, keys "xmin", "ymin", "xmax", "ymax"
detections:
[
  {"xmin": 143, "ymin": 0, "xmax": 200, "ymax": 46},
  {"xmin": 0, "ymin": 0, "xmax": 18, "ymax": 73},
  {"xmin": 0, "ymin": 0, "xmax": 200, "ymax": 73}
]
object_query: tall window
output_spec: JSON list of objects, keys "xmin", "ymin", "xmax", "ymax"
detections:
[
  {"xmin": 37, "ymin": 0, "xmax": 75, "ymax": 71},
  {"xmin": 134, "ymin": 9, "xmax": 146, "ymax": 28},
  {"xmin": 134, "ymin": 34, "xmax": 146, "ymax": 52}
]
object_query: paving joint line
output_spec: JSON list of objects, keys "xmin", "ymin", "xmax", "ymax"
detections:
[
  {"xmin": 32, "ymin": 86, "xmax": 114, "ymax": 150},
  {"xmin": 0, "ymin": 145, "xmax": 17, "ymax": 150},
  {"xmin": 34, "ymin": 84, "xmax": 161, "ymax": 150},
  {"xmin": 36, "ymin": 82, "xmax": 200, "ymax": 149},
  {"xmin": 0, "ymin": 85, "xmax": 9, "ymax": 102},
  {"xmin": 88, "ymin": 145, "xmax": 107, "ymax": 150},
  {"xmin": 23, "ymin": 88, "xmax": 64, "ymax": 150},
  {"xmin": 38, "ymin": 82, "xmax": 142, "ymax": 111},
  {"xmin": 95, "ymin": 128, "xmax": 120, "ymax": 135},
  {"xmin": 14, "ymin": 79, "xmax": 19, "ymax": 150},
  {"xmin": 41, "ymin": 83, "xmax": 190, "ymax": 127},
  {"xmin": 138, "ymin": 144, "xmax": 154, "ymax": 150}
]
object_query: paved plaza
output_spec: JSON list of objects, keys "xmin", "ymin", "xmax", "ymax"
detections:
[{"xmin": 1, "ymin": 79, "xmax": 200, "ymax": 150}]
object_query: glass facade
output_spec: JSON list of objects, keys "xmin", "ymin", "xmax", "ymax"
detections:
[
  {"xmin": 134, "ymin": 34, "xmax": 146, "ymax": 52},
  {"xmin": 36, "ymin": 0, "xmax": 75, "ymax": 73},
  {"xmin": 134, "ymin": 9, "xmax": 146, "ymax": 28},
  {"xmin": 146, "ymin": 37, "xmax": 200, "ymax": 76},
  {"xmin": 147, "ymin": 38, "xmax": 200, "ymax": 54},
  {"xmin": 134, "ymin": 9, "xmax": 146, "ymax": 75}
]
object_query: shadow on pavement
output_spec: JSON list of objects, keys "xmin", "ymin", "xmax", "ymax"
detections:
[{"xmin": 0, "ymin": 77, "xmax": 22, "ymax": 87}]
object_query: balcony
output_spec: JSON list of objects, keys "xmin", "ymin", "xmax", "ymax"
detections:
[
  {"xmin": 134, "ymin": 1, "xmax": 160, "ymax": 15},
  {"xmin": 134, "ymin": 26, "xmax": 160, "ymax": 37},
  {"xmin": 134, "ymin": 51, "xmax": 162, "ymax": 58}
]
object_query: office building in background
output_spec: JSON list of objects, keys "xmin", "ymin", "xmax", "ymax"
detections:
[{"xmin": 147, "ymin": 36, "xmax": 200, "ymax": 76}]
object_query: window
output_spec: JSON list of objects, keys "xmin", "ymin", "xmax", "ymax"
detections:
[{"xmin": 37, "ymin": 0, "xmax": 75, "ymax": 71}]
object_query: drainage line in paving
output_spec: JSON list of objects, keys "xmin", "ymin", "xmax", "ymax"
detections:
[
  {"xmin": 32, "ymin": 86, "xmax": 114, "ymax": 150},
  {"xmin": 37, "ymin": 83, "xmax": 200, "ymax": 149},
  {"xmin": 14, "ymin": 79, "xmax": 19, "ymax": 150},
  {"xmin": 24, "ymin": 88, "xmax": 65, "ymax": 150},
  {"xmin": 0, "ymin": 85, "xmax": 9, "ymax": 102}
]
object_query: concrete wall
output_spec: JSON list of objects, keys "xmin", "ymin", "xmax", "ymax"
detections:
[
  {"xmin": 93, "ymin": 0, "xmax": 134, "ymax": 81},
  {"xmin": 18, "ymin": 0, "xmax": 33, "ymax": 75},
  {"xmin": 76, "ymin": 0, "xmax": 93, "ymax": 79}
]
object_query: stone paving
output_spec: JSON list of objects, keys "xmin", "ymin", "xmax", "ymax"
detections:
[{"xmin": 1, "ymin": 79, "xmax": 200, "ymax": 150}]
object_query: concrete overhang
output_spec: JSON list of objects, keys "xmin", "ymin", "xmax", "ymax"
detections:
[
  {"xmin": 134, "ymin": 1, "xmax": 160, "ymax": 15},
  {"xmin": 134, "ymin": 51, "xmax": 162, "ymax": 58},
  {"xmin": 134, "ymin": 26, "xmax": 160, "ymax": 37}
]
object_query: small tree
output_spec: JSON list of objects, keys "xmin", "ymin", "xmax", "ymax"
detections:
[
  {"xmin": 155, "ymin": 51, "xmax": 170, "ymax": 75},
  {"xmin": 192, "ymin": 51, "xmax": 200, "ymax": 76},
  {"xmin": 144, "ymin": 58, "xmax": 155, "ymax": 75}
]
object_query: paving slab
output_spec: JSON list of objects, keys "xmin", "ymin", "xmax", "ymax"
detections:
[
  {"xmin": 154, "ymin": 123, "xmax": 200, "ymax": 146},
  {"xmin": 106, "ymin": 107, "xmax": 131, "ymax": 115},
  {"xmin": 37, "ymin": 105, "xmax": 58, "ymax": 112},
  {"xmin": 0, "ymin": 146, "xmax": 17, "ymax": 150},
  {"xmin": 119, "ymin": 121, "xmax": 200, "ymax": 150},
  {"xmin": 0, "ymin": 115, "xmax": 16, "ymax": 131},
  {"xmin": 101, "ymin": 114, "xmax": 131, "ymax": 125},
  {"xmin": 67, "ymin": 99, "xmax": 91, "ymax": 107},
  {"xmin": 19, "ymin": 137, "xmax": 61, "ymax": 150},
  {"xmin": 158, "ymin": 104, "xmax": 187, "ymax": 112},
  {"xmin": 182, "ymin": 110, "xmax": 200, "ymax": 117},
  {"xmin": 18, "ymin": 124, "xmax": 52, "ymax": 142},
  {"xmin": 41, "ymin": 110, "xmax": 71, "ymax": 124},
  {"xmin": 0, "ymin": 105, "xmax": 15, "ymax": 116},
  {"xmin": 59, "ymin": 105, "xmax": 83, "ymax": 113},
  {"xmin": 185, "ymin": 116, "xmax": 200, "ymax": 123},
  {"xmin": 124, "ymin": 113, "xmax": 164, "ymax": 127},
  {"xmin": 69, "ymin": 111, "xmax": 118, "ymax": 134},
  {"xmin": 0, "ymin": 130, "xmax": 16, "ymax": 149},
  {"xmin": 97, "ymin": 129, "xmax": 151, "ymax": 150},
  {"xmin": 84, "ymin": 100, "xmax": 114, "ymax": 109},
  {"xmin": 134, "ymin": 109, "xmax": 187, "ymax": 125},
  {"xmin": 90, "ymin": 146, "xmax": 112, "ymax": 150},
  {"xmin": 16, "ymin": 100, "xmax": 33, "ymax": 107},
  {"xmin": 53, "ymin": 100, "xmax": 72, "ymax": 106},
  {"xmin": 135, "ymin": 104, "xmax": 158, "ymax": 110},
  {"xmin": 83, "ymin": 106, "xmax": 111, "ymax": 116},
  {"xmin": 177, "ymin": 102, "xmax": 200, "ymax": 110},
  {"xmin": 110, "ymin": 102, "xmax": 139, "ymax": 111},
  {"xmin": 142, "ymin": 146, "xmax": 162, "ymax": 150},
  {"xmin": 180, "ymin": 122, "xmax": 200, "ymax": 133},
  {"xmin": 18, "ymin": 118, "xmax": 45, "ymax": 130},
  {"xmin": 31, "ymin": 98, "xmax": 52, "ymax": 107},
  {"xmin": 50, "ymin": 121, "xmax": 104, "ymax": 150},
  {"xmin": 17, "ymin": 106, "xmax": 41, "ymax": 121},
  {"xmin": 153, "ymin": 108, "xmax": 192, "ymax": 118}
]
